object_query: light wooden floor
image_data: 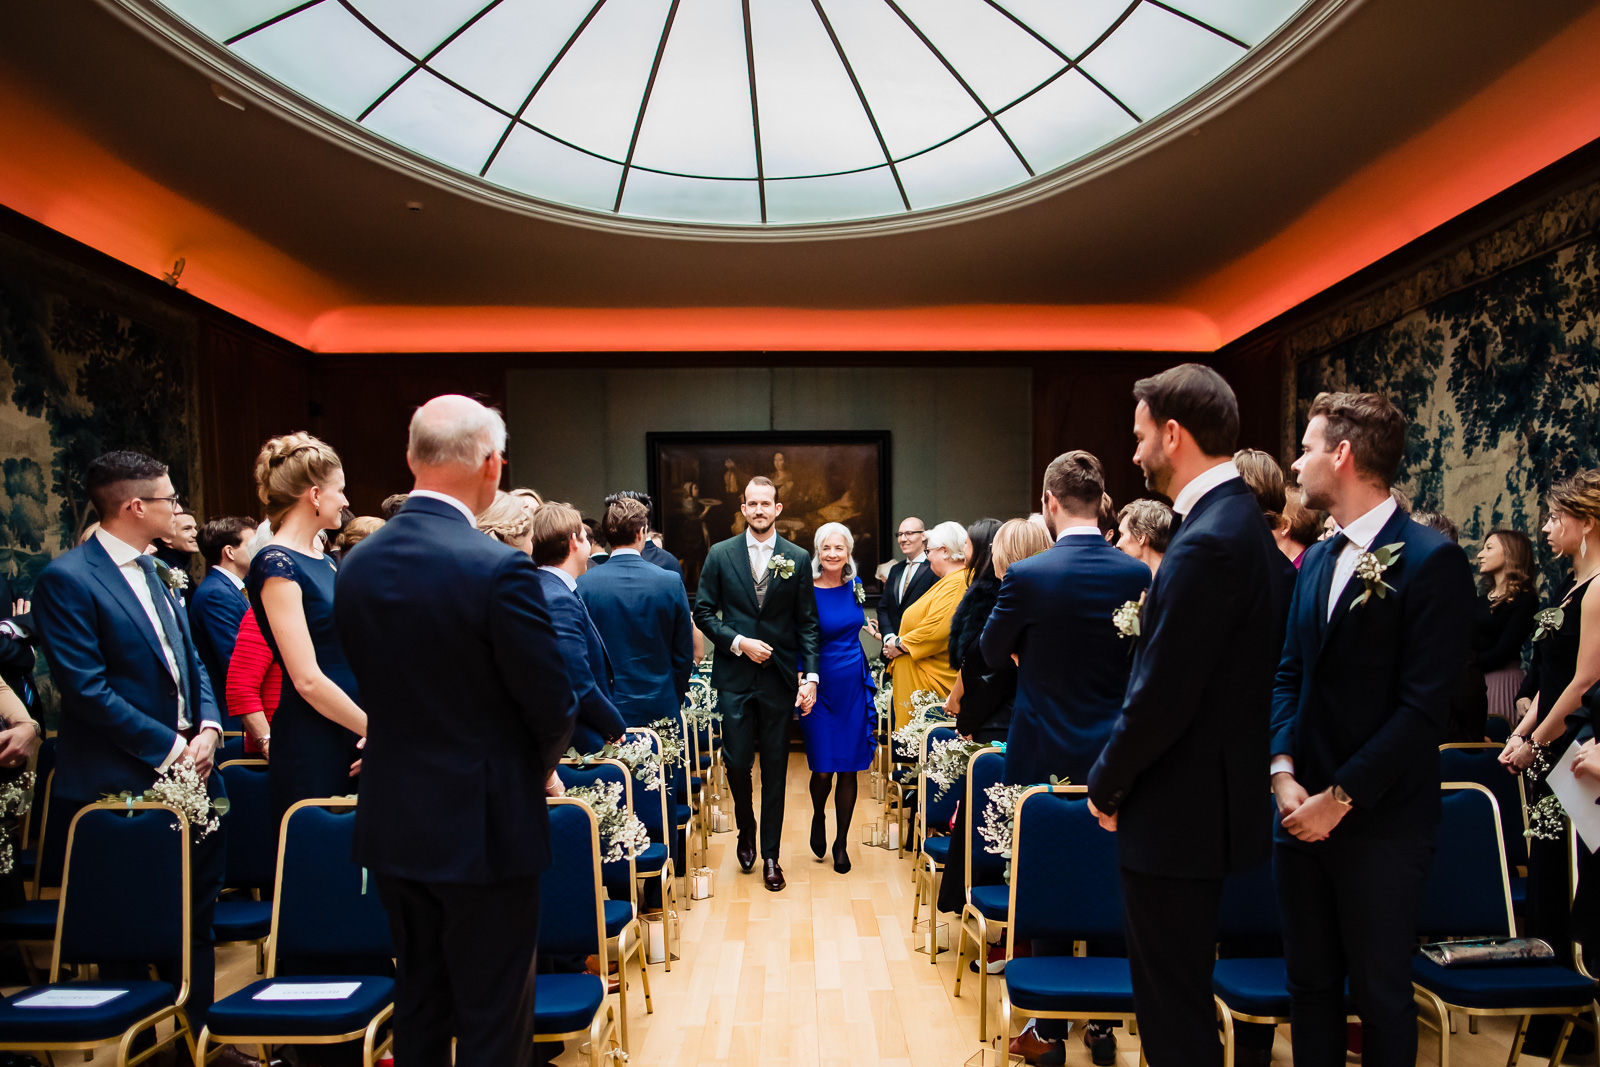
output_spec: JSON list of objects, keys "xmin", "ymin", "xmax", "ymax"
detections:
[{"xmin": 45, "ymin": 752, "xmax": 1589, "ymax": 1065}]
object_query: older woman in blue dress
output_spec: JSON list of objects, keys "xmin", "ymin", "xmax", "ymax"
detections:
[{"xmin": 802, "ymin": 521, "xmax": 879, "ymax": 873}]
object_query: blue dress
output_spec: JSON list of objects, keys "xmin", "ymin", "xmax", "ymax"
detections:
[
  {"xmin": 248, "ymin": 545, "xmax": 363, "ymax": 823},
  {"xmin": 801, "ymin": 580, "xmax": 876, "ymax": 773}
]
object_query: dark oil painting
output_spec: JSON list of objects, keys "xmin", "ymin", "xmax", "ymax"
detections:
[{"xmin": 647, "ymin": 432, "xmax": 890, "ymax": 592}]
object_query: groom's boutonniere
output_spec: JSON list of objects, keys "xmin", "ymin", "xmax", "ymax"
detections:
[
  {"xmin": 767, "ymin": 554, "xmax": 796, "ymax": 581},
  {"xmin": 1349, "ymin": 543, "xmax": 1404, "ymax": 609},
  {"xmin": 1112, "ymin": 591, "xmax": 1146, "ymax": 639},
  {"xmin": 154, "ymin": 559, "xmax": 189, "ymax": 593}
]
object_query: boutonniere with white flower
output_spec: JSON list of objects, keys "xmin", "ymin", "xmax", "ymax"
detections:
[
  {"xmin": 1349, "ymin": 543, "xmax": 1404, "ymax": 609},
  {"xmin": 1532, "ymin": 606, "xmax": 1564, "ymax": 642},
  {"xmin": 853, "ymin": 581, "xmax": 865, "ymax": 606},
  {"xmin": 155, "ymin": 559, "xmax": 189, "ymax": 592},
  {"xmin": 767, "ymin": 554, "xmax": 796, "ymax": 580},
  {"xmin": 1112, "ymin": 591, "xmax": 1146, "ymax": 639}
]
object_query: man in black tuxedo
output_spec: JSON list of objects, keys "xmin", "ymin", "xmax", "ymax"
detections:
[
  {"xmin": 1271, "ymin": 392, "xmax": 1473, "ymax": 1067},
  {"xmin": 336, "ymin": 396, "xmax": 577, "ymax": 1067},
  {"xmin": 1086, "ymin": 365, "xmax": 1286, "ymax": 1067},
  {"xmin": 878, "ymin": 516, "xmax": 934, "ymax": 649},
  {"xmin": 693, "ymin": 476, "xmax": 820, "ymax": 891}
]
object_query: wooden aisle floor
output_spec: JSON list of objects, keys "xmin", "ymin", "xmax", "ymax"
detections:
[{"xmin": 43, "ymin": 752, "xmax": 1582, "ymax": 1065}]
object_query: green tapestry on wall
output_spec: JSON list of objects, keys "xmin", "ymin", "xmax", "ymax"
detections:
[{"xmin": 1296, "ymin": 235, "xmax": 1600, "ymax": 591}]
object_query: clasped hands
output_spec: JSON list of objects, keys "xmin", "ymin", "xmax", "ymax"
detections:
[
  {"xmin": 1272, "ymin": 772, "xmax": 1350, "ymax": 842},
  {"xmin": 796, "ymin": 679, "xmax": 817, "ymax": 715}
]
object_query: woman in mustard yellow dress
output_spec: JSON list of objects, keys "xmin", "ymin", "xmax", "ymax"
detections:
[{"xmin": 885, "ymin": 520, "xmax": 970, "ymax": 729}]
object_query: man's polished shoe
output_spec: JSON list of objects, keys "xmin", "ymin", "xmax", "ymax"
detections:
[
  {"xmin": 736, "ymin": 830, "xmax": 757, "ymax": 872},
  {"xmin": 1008, "ymin": 1019, "xmax": 1063, "ymax": 1066},
  {"xmin": 763, "ymin": 858, "xmax": 786, "ymax": 891}
]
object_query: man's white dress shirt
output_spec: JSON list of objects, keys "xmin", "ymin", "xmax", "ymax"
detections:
[{"xmin": 408, "ymin": 489, "xmax": 477, "ymax": 524}]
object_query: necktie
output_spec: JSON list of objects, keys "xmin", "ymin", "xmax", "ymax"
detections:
[
  {"xmin": 135, "ymin": 556, "xmax": 192, "ymax": 714},
  {"xmin": 1316, "ymin": 532, "xmax": 1349, "ymax": 626},
  {"xmin": 900, "ymin": 561, "xmax": 917, "ymax": 599}
]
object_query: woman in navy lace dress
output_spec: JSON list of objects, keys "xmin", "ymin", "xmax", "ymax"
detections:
[{"xmin": 248, "ymin": 433, "xmax": 367, "ymax": 824}]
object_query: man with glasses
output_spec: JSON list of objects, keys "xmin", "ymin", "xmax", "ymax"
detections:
[{"xmin": 879, "ymin": 516, "xmax": 936, "ymax": 661}]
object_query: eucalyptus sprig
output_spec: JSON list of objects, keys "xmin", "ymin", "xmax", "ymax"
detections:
[
  {"xmin": 1533, "ymin": 606, "xmax": 1564, "ymax": 642},
  {"xmin": 1350, "ymin": 543, "xmax": 1404, "ymax": 609}
]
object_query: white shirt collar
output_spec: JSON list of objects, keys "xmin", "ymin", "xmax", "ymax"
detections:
[
  {"xmin": 1333, "ymin": 497, "xmax": 1399, "ymax": 551},
  {"xmin": 538, "ymin": 565, "xmax": 578, "ymax": 592},
  {"xmin": 95, "ymin": 528, "xmax": 147, "ymax": 567},
  {"xmin": 746, "ymin": 529, "xmax": 777, "ymax": 551},
  {"xmin": 907, "ymin": 552, "xmax": 927, "ymax": 565},
  {"xmin": 1170, "ymin": 461, "xmax": 1243, "ymax": 517},
  {"xmin": 1055, "ymin": 525, "xmax": 1104, "ymax": 542},
  {"xmin": 407, "ymin": 489, "xmax": 476, "ymax": 525},
  {"xmin": 213, "ymin": 566, "xmax": 245, "ymax": 590},
  {"xmin": 610, "ymin": 547, "xmax": 643, "ymax": 557}
]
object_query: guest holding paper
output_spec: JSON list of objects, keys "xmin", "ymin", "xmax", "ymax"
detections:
[
  {"xmin": 248, "ymin": 433, "xmax": 367, "ymax": 824},
  {"xmin": 1272, "ymin": 392, "xmax": 1474, "ymax": 1067},
  {"xmin": 337, "ymin": 396, "xmax": 576, "ymax": 1067}
]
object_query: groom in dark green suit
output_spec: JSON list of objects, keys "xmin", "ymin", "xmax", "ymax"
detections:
[{"xmin": 693, "ymin": 476, "xmax": 821, "ymax": 891}]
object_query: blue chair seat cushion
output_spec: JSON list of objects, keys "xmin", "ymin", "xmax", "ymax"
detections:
[
  {"xmin": 1214, "ymin": 958, "xmax": 1295, "ymax": 1019},
  {"xmin": 633, "ymin": 843, "xmax": 670, "ymax": 877},
  {"xmin": 604, "ymin": 901, "xmax": 634, "ymax": 938},
  {"xmin": 207, "ymin": 977, "xmax": 394, "ymax": 1038},
  {"xmin": 213, "ymin": 899, "xmax": 274, "ymax": 943},
  {"xmin": 922, "ymin": 837, "xmax": 950, "ymax": 867},
  {"xmin": 0, "ymin": 981, "xmax": 177, "ymax": 1043},
  {"xmin": 690, "ymin": 776, "xmax": 703, "ymax": 791},
  {"xmin": 675, "ymin": 804, "xmax": 691, "ymax": 827},
  {"xmin": 1411, "ymin": 956, "xmax": 1597, "ymax": 1009},
  {"xmin": 697, "ymin": 754, "xmax": 713, "ymax": 770},
  {"xmin": 1510, "ymin": 875, "xmax": 1527, "ymax": 907},
  {"xmin": 534, "ymin": 973, "xmax": 605, "ymax": 1035},
  {"xmin": 968, "ymin": 885, "xmax": 1009, "ymax": 921},
  {"xmin": 0, "ymin": 900, "xmax": 60, "ymax": 941},
  {"xmin": 1003, "ymin": 957, "xmax": 1136, "ymax": 1014}
]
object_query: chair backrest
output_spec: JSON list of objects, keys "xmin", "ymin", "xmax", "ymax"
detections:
[
  {"xmin": 56, "ymin": 801, "xmax": 189, "ymax": 980},
  {"xmin": 541, "ymin": 798, "xmax": 608, "ymax": 960},
  {"xmin": 270, "ymin": 799, "xmax": 394, "ymax": 969},
  {"xmin": 1440, "ymin": 743, "xmax": 1528, "ymax": 866},
  {"xmin": 219, "ymin": 760, "xmax": 274, "ymax": 891},
  {"xmin": 964, "ymin": 748, "xmax": 1007, "ymax": 893},
  {"xmin": 1485, "ymin": 716, "xmax": 1512, "ymax": 743},
  {"xmin": 1216, "ymin": 794, "xmax": 1284, "ymax": 942},
  {"xmin": 1417, "ymin": 783, "xmax": 1515, "ymax": 940},
  {"xmin": 1008, "ymin": 786, "xmax": 1123, "ymax": 943},
  {"xmin": 32, "ymin": 768, "xmax": 71, "ymax": 896},
  {"xmin": 23, "ymin": 737, "xmax": 55, "ymax": 847},
  {"xmin": 918, "ymin": 726, "xmax": 962, "ymax": 842},
  {"xmin": 558, "ymin": 758, "xmax": 638, "ymax": 898},
  {"xmin": 625, "ymin": 727, "xmax": 671, "ymax": 841}
]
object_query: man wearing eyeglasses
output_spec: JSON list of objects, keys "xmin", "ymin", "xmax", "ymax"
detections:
[{"xmin": 878, "ymin": 517, "xmax": 935, "ymax": 661}]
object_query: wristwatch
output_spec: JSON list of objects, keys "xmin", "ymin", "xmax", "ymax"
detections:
[{"xmin": 1331, "ymin": 785, "xmax": 1354, "ymax": 807}]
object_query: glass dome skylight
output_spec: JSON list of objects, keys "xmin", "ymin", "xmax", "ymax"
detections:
[{"xmin": 156, "ymin": 0, "xmax": 1309, "ymax": 226}]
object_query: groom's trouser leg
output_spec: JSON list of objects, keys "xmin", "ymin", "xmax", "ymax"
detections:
[
  {"xmin": 719, "ymin": 688, "xmax": 759, "ymax": 834},
  {"xmin": 754, "ymin": 684, "xmax": 793, "ymax": 860},
  {"xmin": 1120, "ymin": 866, "xmax": 1224, "ymax": 1066},
  {"xmin": 376, "ymin": 873, "xmax": 542, "ymax": 1067}
]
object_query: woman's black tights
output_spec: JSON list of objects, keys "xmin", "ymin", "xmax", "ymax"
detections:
[{"xmin": 809, "ymin": 771, "xmax": 860, "ymax": 854}]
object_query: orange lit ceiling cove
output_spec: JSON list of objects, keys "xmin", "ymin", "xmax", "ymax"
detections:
[{"xmin": 2, "ymin": 0, "xmax": 1599, "ymax": 352}]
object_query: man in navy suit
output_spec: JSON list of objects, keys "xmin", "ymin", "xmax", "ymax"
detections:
[
  {"xmin": 1271, "ymin": 392, "xmax": 1473, "ymax": 1067},
  {"xmin": 981, "ymin": 450, "xmax": 1152, "ymax": 1064},
  {"xmin": 1086, "ymin": 365, "xmax": 1288, "ymax": 1067},
  {"xmin": 187, "ymin": 516, "xmax": 257, "ymax": 734},
  {"xmin": 577, "ymin": 498, "xmax": 695, "ymax": 728},
  {"xmin": 530, "ymin": 502, "xmax": 626, "ymax": 754},
  {"xmin": 336, "ymin": 396, "xmax": 577, "ymax": 1067},
  {"xmin": 594, "ymin": 491, "xmax": 685, "ymax": 581},
  {"xmin": 32, "ymin": 451, "xmax": 233, "ymax": 1058}
]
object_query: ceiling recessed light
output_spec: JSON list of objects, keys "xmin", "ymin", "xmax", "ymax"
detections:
[{"xmin": 405, "ymin": 201, "xmax": 424, "ymax": 212}]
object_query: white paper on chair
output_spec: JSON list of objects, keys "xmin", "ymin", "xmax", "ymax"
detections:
[
  {"xmin": 14, "ymin": 988, "xmax": 129, "ymax": 1008},
  {"xmin": 252, "ymin": 982, "xmax": 361, "ymax": 1001},
  {"xmin": 1545, "ymin": 755, "xmax": 1600, "ymax": 853}
]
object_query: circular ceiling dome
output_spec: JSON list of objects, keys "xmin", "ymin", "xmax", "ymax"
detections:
[{"xmin": 152, "ymin": 0, "xmax": 1311, "ymax": 227}]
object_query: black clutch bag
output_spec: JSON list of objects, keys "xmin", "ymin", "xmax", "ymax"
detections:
[{"xmin": 1418, "ymin": 937, "xmax": 1555, "ymax": 967}]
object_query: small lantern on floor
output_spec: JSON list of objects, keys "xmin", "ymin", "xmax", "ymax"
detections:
[{"xmin": 690, "ymin": 866, "xmax": 715, "ymax": 900}]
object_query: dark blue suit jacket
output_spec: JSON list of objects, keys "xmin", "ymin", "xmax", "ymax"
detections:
[
  {"xmin": 578, "ymin": 552, "xmax": 695, "ymax": 727},
  {"xmin": 1271, "ymin": 507, "xmax": 1474, "ymax": 841},
  {"xmin": 1087, "ymin": 477, "xmax": 1288, "ymax": 878},
  {"xmin": 33, "ymin": 537, "xmax": 222, "ymax": 803},
  {"xmin": 979, "ymin": 534, "xmax": 1151, "ymax": 786},
  {"xmin": 335, "ymin": 495, "xmax": 577, "ymax": 884},
  {"xmin": 187, "ymin": 567, "xmax": 249, "ymax": 726},
  {"xmin": 536, "ymin": 569, "xmax": 626, "ymax": 753}
]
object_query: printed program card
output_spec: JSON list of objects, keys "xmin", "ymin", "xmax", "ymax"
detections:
[
  {"xmin": 252, "ymin": 982, "xmax": 361, "ymax": 1001},
  {"xmin": 1546, "ymin": 755, "xmax": 1600, "ymax": 853},
  {"xmin": 14, "ymin": 988, "xmax": 129, "ymax": 1008}
]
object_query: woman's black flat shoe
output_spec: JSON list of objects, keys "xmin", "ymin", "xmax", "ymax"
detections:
[
  {"xmin": 832, "ymin": 843, "xmax": 851, "ymax": 874},
  {"xmin": 810, "ymin": 813, "xmax": 827, "ymax": 859}
]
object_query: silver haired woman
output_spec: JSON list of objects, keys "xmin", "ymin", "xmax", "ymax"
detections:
[{"xmin": 802, "ymin": 521, "xmax": 880, "ymax": 873}]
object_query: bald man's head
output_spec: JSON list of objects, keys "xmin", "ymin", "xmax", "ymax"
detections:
[{"xmin": 408, "ymin": 395, "xmax": 507, "ymax": 470}]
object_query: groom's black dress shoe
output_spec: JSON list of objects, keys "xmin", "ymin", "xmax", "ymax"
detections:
[
  {"xmin": 763, "ymin": 858, "xmax": 786, "ymax": 891},
  {"xmin": 736, "ymin": 830, "xmax": 757, "ymax": 872}
]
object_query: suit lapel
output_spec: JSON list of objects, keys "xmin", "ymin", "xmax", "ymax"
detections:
[
  {"xmin": 84, "ymin": 540, "xmax": 170, "ymax": 672},
  {"xmin": 1319, "ymin": 508, "xmax": 1410, "ymax": 653}
]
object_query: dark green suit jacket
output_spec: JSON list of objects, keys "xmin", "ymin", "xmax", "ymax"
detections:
[{"xmin": 693, "ymin": 533, "xmax": 821, "ymax": 694}]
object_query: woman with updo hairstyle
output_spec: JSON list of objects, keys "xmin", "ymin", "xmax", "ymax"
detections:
[
  {"xmin": 885, "ymin": 520, "xmax": 969, "ymax": 729},
  {"xmin": 1115, "ymin": 499, "xmax": 1174, "ymax": 576},
  {"xmin": 476, "ymin": 491, "xmax": 534, "ymax": 555},
  {"xmin": 248, "ymin": 432, "xmax": 368, "ymax": 824}
]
